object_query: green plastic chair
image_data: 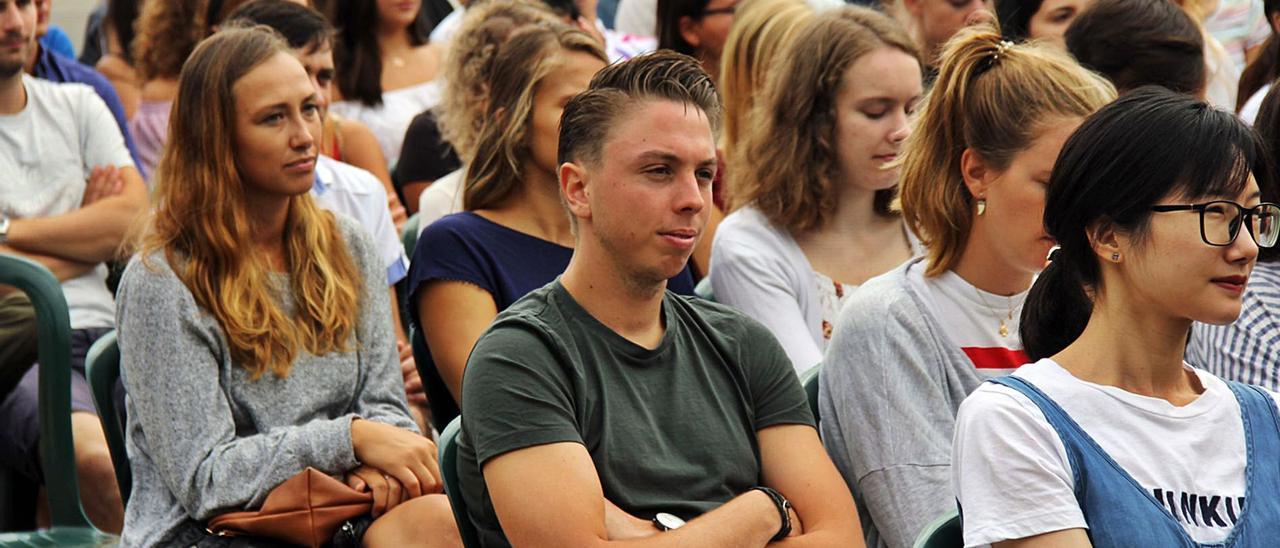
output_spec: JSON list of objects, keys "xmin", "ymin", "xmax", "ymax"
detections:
[
  {"xmin": 694, "ymin": 278, "xmax": 715, "ymax": 302},
  {"xmin": 85, "ymin": 331, "xmax": 130, "ymax": 506},
  {"xmin": 438, "ymin": 417, "xmax": 481, "ymax": 548},
  {"xmin": 913, "ymin": 509, "xmax": 962, "ymax": 548},
  {"xmin": 800, "ymin": 363, "xmax": 822, "ymax": 424},
  {"xmin": 402, "ymin": 212, "xmax": 421, "ymax": 259},
  {"xmin": 396, "ymin": 213, "xmax": 422, "ymax": 334},
  {"xmin": 0, "ymin": 253, "xmax": 118, "ymax": 546}
]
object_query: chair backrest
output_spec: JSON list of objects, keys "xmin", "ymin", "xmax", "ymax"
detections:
[
  {"xmin": 0, "ymin": 254, "xmax": 92, "ymax": 528},
  {"xmin": 913, "ymin": 509, "xmax": 962, "ymax": 548},
  {"xmin": 438, "ymin": 416, "xmax": 482, "ymax": 548},
  {"xmin": 402, "ymin": 212, "xmax": 422, "ymax": 259},
  {"xmin": 800, "ymin": 363, "xmax": 821, "ymax": 424},
  {"xmin": 694, "ymin": 278, "xmax": 715, "ymax": 302},
  {"xmin": 85, "ymin": 330, "xmax": 130, "ymax": 506}
]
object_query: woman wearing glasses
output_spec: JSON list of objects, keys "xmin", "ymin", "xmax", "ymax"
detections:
[
  {"xmin": 953, "ymin": 87, "xmax": 1280, "ymax": 547},
  {"xmin": 1188, "ymin": 85, "xmax": 1280, "ymax": 390}
]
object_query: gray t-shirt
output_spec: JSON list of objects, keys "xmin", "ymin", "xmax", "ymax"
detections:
[{"xmin": 459, "ymin": 281, "xmax": 813, "ymax": 547}]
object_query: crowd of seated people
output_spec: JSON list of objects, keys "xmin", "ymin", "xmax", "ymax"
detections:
[{"xmin": 5, "ymin": 0, "xmax": 1280, "ymax": 546}]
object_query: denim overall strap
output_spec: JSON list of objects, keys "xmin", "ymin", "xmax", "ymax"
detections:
[
  {"xmin": 987, "ymin": 376, "xmax": 1197, "ymax": 547},
  {"xmin": 1220, "ymin": 381, "xmax": 1280, "ymax": 547}
]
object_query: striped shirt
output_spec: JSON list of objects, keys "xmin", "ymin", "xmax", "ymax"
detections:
[
  {"xmin": 1188, "ymin": 262, "xmax": 1280, "ymax": 390},
  {"xmin": 1204, "ymin": 0, "xmax": 1271, "ymax": 73}
]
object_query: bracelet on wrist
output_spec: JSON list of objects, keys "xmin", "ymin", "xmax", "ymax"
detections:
[{"xmin": 750, "ymin": 486, "xmax": 792, "ymax": 541}]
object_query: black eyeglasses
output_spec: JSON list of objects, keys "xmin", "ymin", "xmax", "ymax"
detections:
[{"xmin": 1150, "ymin": 200, "xmax": 1280, "ymax": 248}]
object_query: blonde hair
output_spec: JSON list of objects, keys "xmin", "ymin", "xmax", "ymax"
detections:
[
  {"xmin": 898, "ymin": 23, "xmax": 1116, "ymax": 277},
  {"xmin": 718, "ymin": 0, "xmax": 813, "ymax": 174},
  {"xmin": 141, "ymin": 27, "xmax": 362, "ymax": 380},
  {"xmin": 464, "ymin": 25, "xmax": 607, "ymax": 210},
  {"xmin": 732, "ymin": 6, "xmax": 917, "ymax": 232},
  {"xmin": 436, "ymin": 0, "xmax": 560, "ymax": 162}
]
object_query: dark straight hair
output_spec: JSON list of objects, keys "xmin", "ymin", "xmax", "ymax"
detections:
[
  {"xmin": 330, "ymin": 0, "xmax": 430, "ymax": 107},
  {"xmin": 225, "ymin": 0, "xmax": 334, "ymax": 51},
  {"xmin": 656, "ymin": 0, "xmax": 713, "ymax": 56},
  {"xmin": 1021, "ymin": 87, "xmax": 1270, "ymax": 360},
  {"xmin": 1065, "ymin": 0, "xmax": 1204, "ymax": 96},
  {"xmin": 1253, "ymin": 83, "xmax": 1280, "ymax": 263},
  {"xmin": 107, "ymin": 0, "xmax": 142, "ymax": 62}
]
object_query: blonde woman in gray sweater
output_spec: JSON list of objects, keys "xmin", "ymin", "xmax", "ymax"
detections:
[{"xmin": 115, "ymin": 27, "xmax": 459, "ymax": 547}]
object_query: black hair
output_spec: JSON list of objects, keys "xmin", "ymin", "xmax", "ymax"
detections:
[
  {"xmin": 225, "ymin": 0, "xmax": 333, "ymax": 51},
  {"xmin": 1065, "ymin": 0, "xmax": 1204, "ymax": 96},
  {"xmin": 107, "ymin": 0, "xmax": 141, "ymax": 62},
  {"xmin": 995, "ymin": 0, "xmax": 1043, "ymax": 42},
  {"xmin": 1021, "ymin": 87, "xmax": 1269, "ymax": 360},
  {"xmin": 656, "ymin": 0, "xmax": 713, "ymax": 56},
  {"xmin": 1253, "ymin": 84, "xmax": 1280, "ymax": 263},
  {"xmin": 330, "ymin": 0, "xmax": 430, "ymax": 107}
]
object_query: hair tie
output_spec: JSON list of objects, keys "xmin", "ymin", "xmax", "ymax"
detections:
[
  {"xmin": 991, "ymin": 40, "xmax": 1015, "ymax": 62},
  {"xmin": 1046, "ymin": 245, "xmax": 1062, "ymax": 263}
]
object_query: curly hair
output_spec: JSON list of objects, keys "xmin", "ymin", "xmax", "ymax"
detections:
[
  {"xmin": 133, "ymin": 0, "xmax": 209, "ymax": 82},
  {"xmin": 435, "ymin": 0, "xmax": 560, "ymax": 162}
]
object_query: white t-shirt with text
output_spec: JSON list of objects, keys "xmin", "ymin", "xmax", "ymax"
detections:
[{"xmin": 954, "ymin": 359, "xmax": 1277, "ymax": 547}]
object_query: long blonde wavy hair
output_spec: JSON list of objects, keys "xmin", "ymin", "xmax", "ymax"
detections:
[{"xmin": 141, "ymin": 26, "xmax": 362, "ymax": 379}]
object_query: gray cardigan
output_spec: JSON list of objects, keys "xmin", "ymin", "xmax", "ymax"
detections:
[
  {"xmin": 819, "ymin": 257, "xmax": 988, "ymax": 548},
  {"xmin": 116, "ymin": 215, "xmax": 418, "ymax": 547}
]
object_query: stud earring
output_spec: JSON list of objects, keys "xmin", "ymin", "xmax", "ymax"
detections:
[
  {"xmin": 1111, "ymin": 253, "xmax": 1120, "ymax": 261},
  {"xmin": 976, "ymin": 198, "xmax": 987, "ymax": 216}
]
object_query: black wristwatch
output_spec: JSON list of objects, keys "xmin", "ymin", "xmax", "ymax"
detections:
[
  {"xmin": 652, "ymin": 512, "xmax": 687, "ymax": 531},
  {"xmin": 751, "ymin": 486, "xmax": 792, "ymax": 541}
]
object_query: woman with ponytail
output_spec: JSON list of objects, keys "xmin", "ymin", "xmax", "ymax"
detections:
[
  {"xmin": 954, "ymin": 87, "xmax": 1280, "ymax": 546},
  {"xmin": 115, "ymin": 27, "xmax": 458, "ymax": 546},
  {"xmin": 818, "ymin": 23, "xmax": 1114, "ymax": 548}
]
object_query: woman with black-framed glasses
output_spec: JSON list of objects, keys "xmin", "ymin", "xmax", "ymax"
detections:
[
  {"xmin": 953, "ymin": 86, "xmax": 1280, "ymax": 547},
  {"xmin": 1188, "ymin": 84, "xmax": 1280, "ymax": 393}
]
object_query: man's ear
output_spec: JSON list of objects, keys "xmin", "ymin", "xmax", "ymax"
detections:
[
  {"xmin": 960, "ymin": 147, "xmax": 992, "ymax": 203},
  {"xmin": 678, "ymin": 15, "xmax": 703, "ymax": 49},
  {"xmin": 560, "ymin": 161, "xmax": 592, "ymax": 223}
]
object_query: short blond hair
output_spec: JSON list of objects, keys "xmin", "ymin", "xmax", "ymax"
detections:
[{"xmin": 897, "ymin": 23, "xmax": 1116, "ymax": 277}]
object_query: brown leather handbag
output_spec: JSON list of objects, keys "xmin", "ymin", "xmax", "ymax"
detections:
[{"xmin": 207, "ymin": 467, "xmax": 374, "ymax": 548}]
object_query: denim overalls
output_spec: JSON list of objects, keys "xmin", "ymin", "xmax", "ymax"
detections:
[{"xmin": 984, "ymin": 376, "xmax": 1280, "ymax": 547}]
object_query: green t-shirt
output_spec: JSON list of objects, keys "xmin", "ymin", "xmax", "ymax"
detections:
[{"xmin": 458, "ymin": 280, "xmax": 813, "ymax": 547}]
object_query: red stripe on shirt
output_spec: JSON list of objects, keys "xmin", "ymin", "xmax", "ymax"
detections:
[{"xmin": 962, "ymin": 347, "xmax": 1031, "ymax": 370}]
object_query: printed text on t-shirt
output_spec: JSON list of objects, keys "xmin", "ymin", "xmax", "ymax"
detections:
[{"xmin": 1152, "ymin": 488, "xmax": 1245, "ymax": 528}]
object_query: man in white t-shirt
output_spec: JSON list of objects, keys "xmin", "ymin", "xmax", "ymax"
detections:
[{"xmin": 0, "ymin": 0, "xmax": 146, "ymax": 533}]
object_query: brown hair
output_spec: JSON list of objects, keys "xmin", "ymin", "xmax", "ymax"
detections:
[
  {"xmin": 463, "ymin": 25, "xmax": 607, "ymax": 210},
  {"xmin": 436, "ymin": 0, "xmax": 561, "ymax": 162},
  {"xmin": 898, "ymin": 22, "xmax": 1115, "ymax": 277},
  {"xmin": 718, "ymin": 0, "xmax": 813, "ymax": 184},
  {"xmin": 1065, "ymin": 0, "xmax": 1205, "ymax": 96},
  {"xmin": 133, "ymin": 0, "xmax": 208, "ymax": 82},
  {"xmin": 732, "ymin": 6, "xmax": 917, "ymax": 233},
  {"xmin": 559, "ymin": 50, "xmax": 722, "ymax": 169},
  {"xmin": 141, "ymin": 27, "xmax": 362, "ymax": 379}
]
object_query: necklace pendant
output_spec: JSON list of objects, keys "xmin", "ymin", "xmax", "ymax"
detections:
[{"xmin": 999, "ymin": 320, "xmax": 1009, "ymax": 338}]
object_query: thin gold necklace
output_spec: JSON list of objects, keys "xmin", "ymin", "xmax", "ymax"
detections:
[{"xmin": 973, "ymin": 287, "xmax": 1014, "ymax": 338}]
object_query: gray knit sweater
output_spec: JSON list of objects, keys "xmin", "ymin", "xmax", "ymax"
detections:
[{"xmin": 115, "ymin": 215, "xmax": 418, "ymax": 547}]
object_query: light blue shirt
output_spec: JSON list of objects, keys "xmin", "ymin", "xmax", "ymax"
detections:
[{"xmin": 311, "ymin": 155, "xmax": 408, "ymax": 285}]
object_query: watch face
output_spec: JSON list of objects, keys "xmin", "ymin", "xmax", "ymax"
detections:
[{"xmin": 655, "ymin": 512, "xmax": 687, "ymax": 530}]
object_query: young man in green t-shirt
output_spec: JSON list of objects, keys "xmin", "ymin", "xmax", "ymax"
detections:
[{"xmin": 456, "ymin": 50, "xmax": 862, "ymax": 547}]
